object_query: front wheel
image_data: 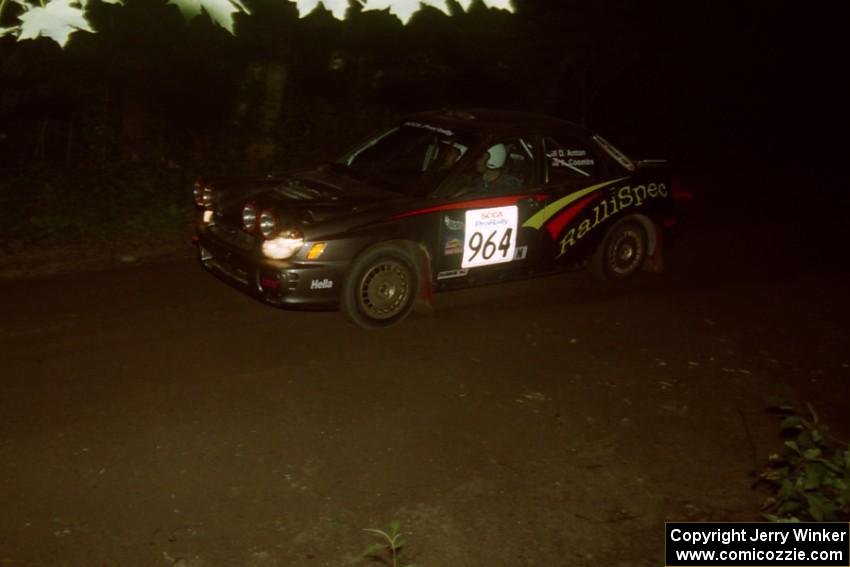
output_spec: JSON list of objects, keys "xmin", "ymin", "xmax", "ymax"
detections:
[
  {"xmin": 341, "ymin": 245, "xmax": 420, "ymax": 329},
  {"xmin": 591, "ymin": 218, "xmax": 647, "ymax": 281}
]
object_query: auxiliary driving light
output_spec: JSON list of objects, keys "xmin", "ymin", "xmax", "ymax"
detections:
[
  {"xmin": 192, "ymin": 181, "xmax": 205, "ymax": 207},
  {"xmin": 259, "ymin": 209, "xmax": 276, "ymax": 238},
  {"xmin": 202, "ymin": 186, "xmax": 216, "ymax": 210},
  {"xmin": 242, "ymin": 202, "xmax": 258, "ymax": 232}
]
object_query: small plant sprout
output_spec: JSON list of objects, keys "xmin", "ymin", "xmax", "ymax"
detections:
[{"xmin": 353, "ymin": 520, "xmax": 416, "ymax": 567}]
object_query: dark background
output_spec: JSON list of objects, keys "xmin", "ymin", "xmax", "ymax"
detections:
[
  {"xmin": 1, "ymin": 4, "xmax": 848, "ymax": 563},
  {"xmin": 0, "ymin": 0, "xmax": 846, "ymax": 256},
  {"xmin": 1, "ymin": 0, "xmax": 843, "ymax": 175}
]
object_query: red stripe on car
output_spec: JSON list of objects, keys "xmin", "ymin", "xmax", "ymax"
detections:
[
  {"xmin": 389, "ymin": 194, "xmax": 548, "ymax": 220},
  {"xmin": 545, "ymin": 194, "xmax": 598, "ymax": 240}
]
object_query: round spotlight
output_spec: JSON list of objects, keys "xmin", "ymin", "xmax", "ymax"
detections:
[
  {"xmin": 192, "ymin": 181, "xmax": 205, "ymax": 208},
  {"xmin": 259, "ymin": 209, "xmax": 276, "ymax": 238},
  {"xmin": 202, "ymin": 186, "xmax": 215, "ymax": 210},
  {"xmin": 242, "ymin": 202, "xmax": 258, "ymax": 232}
]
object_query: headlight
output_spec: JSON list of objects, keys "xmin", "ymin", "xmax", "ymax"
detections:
[
  {"xmin": 261, "ymin": 230, "xmax": 304, "ymax": 260},
  {"xmin": 259, "ymin": 209, "xmax": 276, "ymax": 238},
  {"xmin": 242, "ymin": 202, "xmax": 257, "ymax": 232}
]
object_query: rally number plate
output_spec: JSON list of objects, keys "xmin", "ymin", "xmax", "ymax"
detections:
[{"xmin": 461, "ymin": 206, "xmax": 518, "ymax": 269}]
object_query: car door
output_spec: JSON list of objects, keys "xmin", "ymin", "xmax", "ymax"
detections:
[
  {"xmin": 433, "ymin": 137, "xmax": 548, "ymax": 284},
  {"xmin": 525, "ymin": 132, "xmax": 622, "ymax": 267}
]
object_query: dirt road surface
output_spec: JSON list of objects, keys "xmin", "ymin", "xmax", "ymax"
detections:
[{"xmin": 2, "ymin": 170, "xmax": 848, "ymax": 566}]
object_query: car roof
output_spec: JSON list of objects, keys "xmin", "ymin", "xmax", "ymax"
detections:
[{"xmin": 405, "ymin": 108, "xmax": 589, "ymax": 138}]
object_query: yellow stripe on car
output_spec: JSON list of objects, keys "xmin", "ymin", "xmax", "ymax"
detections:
[{"xmin": 522, "ymin": 177, "xmax": 629, "ymax": 230}]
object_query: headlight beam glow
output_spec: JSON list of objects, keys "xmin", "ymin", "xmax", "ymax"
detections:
[{"xmin": 262, "ymin": 232, "xmax": 305, "ymax": 260}]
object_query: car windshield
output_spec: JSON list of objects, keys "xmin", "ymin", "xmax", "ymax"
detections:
[{"xmin": 335, "ymin": 123, "xmax": 481, "ymax": 196}]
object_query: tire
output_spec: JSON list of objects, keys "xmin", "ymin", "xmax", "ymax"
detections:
[
  {"xmin": 341, "ymin": 244, "xmax": 420, "ymax": 329},
  {"xmin": 591, "ymin": 218, "xmax": 647, "ymax": 281}
]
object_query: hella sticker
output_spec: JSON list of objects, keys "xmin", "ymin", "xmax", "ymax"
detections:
[{"xmin": 310, "ymin": 278, "xmax": 334, "ymax": 290}]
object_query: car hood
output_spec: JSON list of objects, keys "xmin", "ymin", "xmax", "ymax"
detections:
[{"xmin": 211, "ymin": 166, "xmax": 413, "ymax": 237}]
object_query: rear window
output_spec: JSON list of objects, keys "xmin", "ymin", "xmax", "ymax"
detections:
[
  {"xmin": 593, "ymin": 134, "xmax": 636, "ymax": 172},
  {"xmin": 543, "ymin": 136, "xmax": 603, "ymax": 183}
]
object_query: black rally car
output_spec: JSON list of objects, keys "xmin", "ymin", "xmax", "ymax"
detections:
[{"xmin": 194, "ymin": 109, "xmax": 678, "ymax": 328}]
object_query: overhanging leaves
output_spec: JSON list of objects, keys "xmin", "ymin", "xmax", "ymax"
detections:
[
  {"xmin": 17, "ymin": 0, "xmax": 93, "ymax": 46},
  {"xmin": 0, "ymin": 0, "xmax": 516, "ymax": 47},
  {"xmin": 169, "ymin": 0, "xmax": 247, "ymax": 32}
]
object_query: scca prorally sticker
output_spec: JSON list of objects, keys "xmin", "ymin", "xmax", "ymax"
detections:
[{"xmin": 462, "ymin": 206, "xmax": 518, "ymax": 269}]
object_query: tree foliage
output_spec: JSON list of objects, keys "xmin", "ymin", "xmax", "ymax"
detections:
[{"xmin": 0, "ymin": 0, "xmax": 514, "ymax": 46}]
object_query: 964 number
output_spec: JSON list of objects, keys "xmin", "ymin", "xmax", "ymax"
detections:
[
  {"xmin": 462, "ymin": 205, "xmax": 518, "ymax": 268},
  {"xmin": 467, "ymin": 228, "xmax": 513, "ymax": 262}
]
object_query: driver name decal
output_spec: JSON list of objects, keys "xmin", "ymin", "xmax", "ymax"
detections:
[{"xmin": 547, "ymin": 148, "xmax": 595, "ymax": 168}]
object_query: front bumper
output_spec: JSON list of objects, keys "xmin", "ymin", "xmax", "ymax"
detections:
[{"xmin": 196, "ymin": 228, "xmax": 346, "ymax": 310}]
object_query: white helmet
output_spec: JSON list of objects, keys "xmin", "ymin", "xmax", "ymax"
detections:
[{"xmin": 483, "ymin": 144, "xmax": 507, "ymax": 170}]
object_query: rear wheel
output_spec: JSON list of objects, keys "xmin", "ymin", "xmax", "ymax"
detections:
[
  {"xmin": 341, "ymin": 244, "xmax": 420, "ymax": 329},
  {"xmin": 591, "ymin": 218, "xmax": 647, "ymax": 281}
]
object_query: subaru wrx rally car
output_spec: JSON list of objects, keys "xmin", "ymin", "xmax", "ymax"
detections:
[{"xmin": 194, "ymin": 109, "xmax": 678, "ymax": 328}]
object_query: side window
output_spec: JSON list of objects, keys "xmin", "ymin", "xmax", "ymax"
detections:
[
  {"xmin": 503, "ymin": 138, "xmax": 535, "ymax": 188},
  {"xmin": 352, "ymin": 128, "xmax": 431, "ymax": 175},
  {"xmin": 544, "ymin": 136, "xmax": 601, "ymax": 184},
  {"xmin": 440, "ymin": 137, "xmax": 536, "ymax": 197}
]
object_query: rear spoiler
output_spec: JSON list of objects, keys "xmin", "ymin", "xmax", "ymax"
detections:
[{"xmin": 636, "ymin": 159, "xmax": 668, "ymax": 167}]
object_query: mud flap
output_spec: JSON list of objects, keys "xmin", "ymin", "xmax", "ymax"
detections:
[
  {"xmin": 413, "ymin": 249, "xmax": 435, "ymax": 315},
  {"xmin": 643, "ymin": 224, "xmax": 665, "ymax": 273}
]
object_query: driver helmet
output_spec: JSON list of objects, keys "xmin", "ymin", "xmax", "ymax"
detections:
[{"xmin": 483, "ymin": 143, "xmax": 507, "ymax": 170}]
